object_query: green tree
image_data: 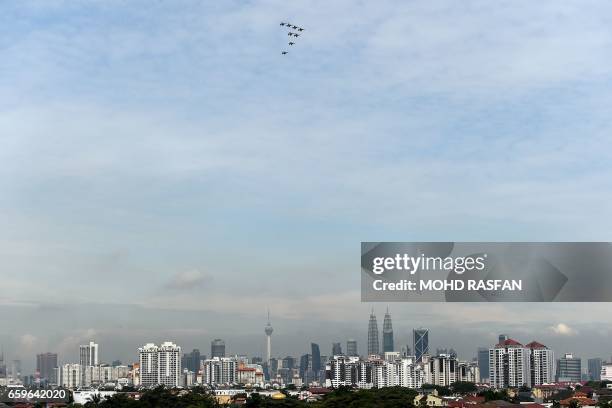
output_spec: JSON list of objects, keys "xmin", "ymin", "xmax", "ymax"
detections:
[{"xmin": 451, "ymin": 382, "xmax": 477, "ymax": 394}]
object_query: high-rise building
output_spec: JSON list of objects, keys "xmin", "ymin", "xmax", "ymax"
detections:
[
  {"xmin": 382, "ymin": 308, "xmax": 394, "ymax": 353},
  {"xmin": 0, "ymin": 349, "xmax": 5, "ymax": 378},
  {"xmin": 311, "ymin": 343, "xmax": 321, "ymax": 373},
  {"xmin": 413, "ymin": 328, "xmax": 429, "ymax": 363},
  {"xmin": 57, "ymin": 363, "xmax": 81, "ymax": 388},
  {"xmin": 36, "ymin": 353, "xmax": 58, "ymax": 383},
  {"xmin": 265, "ymin": 311, "xmax": 273, "ymax": 365},
  {"xmin": 332, "ymin": 343, "xmax": 343, "ymax": 356},
  {"xmin": 181, "ymin": 349, "xmax": 201, "ymax": 373},
  {"xmin": 158, "ymin": 342, "xmax": 181, "ymax": 387},
  {"xmin": 211, "ymin": 339, "xmax": 225, "ymax": 358},
  {"xmin": 367, "ymin": 310, "xmax": 380, "ymax": 356},
  {"xmin": 79, "ymin": 341, "xmax": 99, "ymax": 367},
  {"xmin": 489, "ymin": 339, "xmax": 530, "ymax": 388},
  {"xmin": 458, "ymin": 361, "xmax": 480, "ymax": 383},
  {"xmin": 602, "ymin": 364, "xmax": 612, "ymax": 381},
  {"xmin": 489, "ymin": 338, "xmax": 554, "ymax": 388},
  {"xmin": 138, "ymin": 342, "xmax": 182, "ymax": 387},
  {"xmin": 282, "ymin": 356, "xmax": 295, "ymax": 370},
  {"xmin": 325, "ymin": 355, "xmax": 425, "ymax": 389},
  {"xmin": 477, "ymin": 347, "xmax": 489, "ymax": 382},
  {"xmin": 202, "ymin": 357, "xmax": 237, "ymax": 384},
  {"xmin": 424, "ymin": 354, "xmax": 458, "ymax": 386},
  {"xmin": 299, "ymin": 354, "xmax": 310, "ymax": 381},
  {"xmin": 526, "ymin": 341, "xmax": 555, "ymax": 385},
  {"xmin": 557, "ymin": 353, "xmax": 581, "ymax": 382},
  {"xmin": 347, "ymin": 339, "xmax": 358, "ymax": 357},
  {"xmin": 10, "ymin": 360, "xmax": 21, "ymax": 381},
  {"xmin": 498, "ymin": 334, "xmax": 509, "ymax": 344},
  {"xmin": 139, "ymin": 343, "xmax": 158, "ymax": 387},
  {"xmin": 588, "ymin": 358, "xmax": 602, "ymax": 381}
]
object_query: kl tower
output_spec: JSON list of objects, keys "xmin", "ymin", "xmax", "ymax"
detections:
[{"xmin": 265, "ymin": 309, "xmax": 273, "ymax": 365}]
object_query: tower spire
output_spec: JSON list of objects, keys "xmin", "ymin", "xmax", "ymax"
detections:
[{"xmin": 264, "ymin": 309, "xmax": 273, "ymax": 365}]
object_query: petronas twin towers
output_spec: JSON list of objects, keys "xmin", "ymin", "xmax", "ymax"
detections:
[{"xmin": 367, "ymin": 307, "xmax": 394, "ymax": 356}]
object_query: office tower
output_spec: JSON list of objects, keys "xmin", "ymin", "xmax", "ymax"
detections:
[
  {"xmin": 498, "ymin": 334, "xmax": 508, "ymax": 344},
  {"xmin": 347, "ymin": 339, "xmax": 358, "ymax": 357},
  {"xmin": 477, "ymin": 347, "xmax": 489, "ymax": 381},
  {"xmin": 367, "ymin": 309, "xmax": 380, "ymax": 356},
  {"xmin": 489, "ymin": 338, "xmax": 530, "ymax": 388},
  {"xmin": 526, "ymin": 341, "xmax": 555, "ymax": 385},
  {"xmin": 211, "ymin": 339, "xmax": 226, "ymax": 358},
  {"xmin": 413, "ymin": 328, "xmax": 429, "ymax": 363},
  {"xmin": 332, "ymin": 343, "xmax": 342, "ymax": 356},
  {"xmin": 79, "ymin": 341, "xmax": 99, "ymax": 367},
  {"xmin": 265, "ymin": 311, "xmax": 273, "ymax": 364},
  {"xmin": 311, "ymin": 343, "xmax": 321, "ymax": 373},
  {"xmin": 588, "ymin": 358, "xmax": 602, "ymax": 381},
  {"xmin": 382, "ymin": 308, "xmax": 394, "ymax": 353},
  {"xmin": 181, "ymin": 349, "xmax": 201, "ymax": 373},
  {"xmin": 557, "ymin": 353, "xmax": 581, "ymax": 382},
  {"xmin": 37, "ymin": 353, "xmax": 58, "ymax": 383},
  {"xmin": 282, "ymin": 356, "xmax": 295, "ymax": 370},
  {"xmin": 138, "ymin": 342, "xmax": 182, "ymax": 387},
  {"xmin": 299, "ymin": 354, "xmax": 310, "ymax": 380},
  {"xmin": 202, "ymin": 357, "xmax": 237, "ymax": 384}
]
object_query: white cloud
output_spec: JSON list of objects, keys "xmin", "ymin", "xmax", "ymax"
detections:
[
  {"xmin": 164, "ymin": 270, "xmax": 210, "ymax": 291},
  {"xmin": 549, "ymin": 323, "xmax": 577, "ymax": 336},
  {"xmin": 20, "ymin": 333, "xmax": 38, "ymax": 347}
]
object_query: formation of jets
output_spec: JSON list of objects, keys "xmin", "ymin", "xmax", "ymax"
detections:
[{"xmin": 279, "ymin": 22, "xmax": 305, "ymax": 55}]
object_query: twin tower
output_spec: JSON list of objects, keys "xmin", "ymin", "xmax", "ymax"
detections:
[{"xmin": 367, "ymin": 308, "xmax": 394, "ymax": 356}]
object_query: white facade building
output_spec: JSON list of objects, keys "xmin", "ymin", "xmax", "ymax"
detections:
[
  {"xmin": 527, "ymin": 341, "xmax": 555, "ymax": 385},
  {"xmin": 79, "ymin": 341, "xmax": 99, "ymax": 367},
  {"xmin": 202, "ymin": 357, "xmax": 238, "ymax": 385},
  {"xmin": 424, "ymin": 354, "xmax": 458, "ymax": 387},
  {"xmin": 138, "ymin": 342, "xmax": 181, "ymax": 388},
  {"xmin": 325, "ymin": 355, "xmax": 424, "ymax": 389},
  {"xmin": 458, "ymin": 361, "xmax": 480, "ymax": 383},
  {"xmin": 602, "ymin": 364, "xmax": 612, "ymax": 381},
  {"xmin": 58, "ymin": 363, "xmax": 82, "ymax": 389},
  {"xmin": 489, "ymin": 339, "xmax": 554, "ymax": 389}
]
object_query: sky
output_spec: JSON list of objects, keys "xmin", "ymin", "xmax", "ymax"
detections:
[{"xmin": 2, "ymin": 0, "xmax": 612, "ymax": 373}]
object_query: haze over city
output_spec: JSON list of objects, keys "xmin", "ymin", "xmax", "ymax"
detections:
[{"xmin": 2, "ymin": 0, "xmax": 612, "ymax": 374}]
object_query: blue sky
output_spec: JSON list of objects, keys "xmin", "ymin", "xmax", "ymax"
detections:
[{"xmin": 2, "ymin": 0, "xmax": 612, "ymax": 371}]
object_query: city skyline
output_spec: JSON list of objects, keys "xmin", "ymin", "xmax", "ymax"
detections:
[
  {"xmin": 2, "ymin": 310, "xmax": 611, "ymax": 377},
  {"xmin": 7, "ymin": 329, "xmax": 612, "ymax": 389},
  {"xmin": 3, "ymin": 0, "xmax": 612, "ymax": 377}
]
